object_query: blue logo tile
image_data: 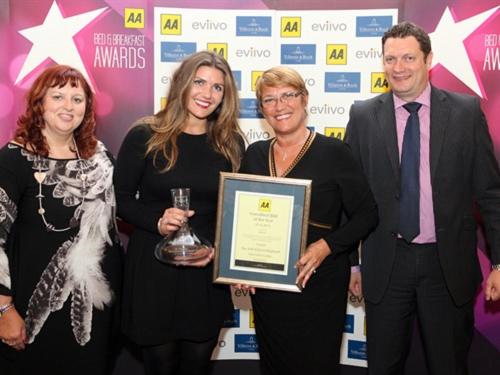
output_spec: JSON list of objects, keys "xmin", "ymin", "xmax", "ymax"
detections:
[
  {"xmin": 344, "ymin": 314, "xmax": 355, "ymax": 333},
  {"xmin": 236, "ymin": 16, "xmax": 272, "ymax": 36},
  {"xmin": 160, "ymin": 42, "xmax": 196, "ymax": 62},
  {"xmin": 234, "ymin": 334, "xmax": 259, "ymax": 352},
  {"xmin": 239, "ymin": 98, "xmax": 263, "ymax": 118},
  {"xmin": 281, "ymin": 44, "xmax": 316, "ymax": 65},
  {"xmin": 348, "ymin": 340, "xmax": 367, "ymax": 360},
  {"xmin": 356, "ymin": 16, "xmax": 393, "ymax": 37},
  {"xmin": 325, "ymin": 72, "xmax": 361, "ymax": 93},
  {"xmin": 223, "ymin": 309, "xmax": 240, "ymax": 328}
]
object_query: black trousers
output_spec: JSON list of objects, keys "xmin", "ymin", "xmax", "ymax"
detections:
[
  {"xmin": 365, "ymin": 240, "xmax": 474, "ymax": 375},
  {"xmin": 142, "ymin": 337, "xmax": 218, "ymax": 375}
]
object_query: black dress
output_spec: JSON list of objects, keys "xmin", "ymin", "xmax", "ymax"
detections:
[
  {"xmin": 241, "ymin": 132, "xmax": 378, "ymax": 375},
  {"xmin": 115, "ymin": 124, "xmax": 234, "ymax": 345},
  {"xmin": 0, "ymin": 142, "xmax": 122, "ymax": 375}
]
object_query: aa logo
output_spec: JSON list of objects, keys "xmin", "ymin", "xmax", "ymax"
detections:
[
  {"xmin": 161, "ymin": 14, "xmax": 181, "ymax": 35},
  {"xmin": 160, "ymin": 97, "xmax": 167, "ymax": 110},
  {"xmin": 324, "ymin": 127, "xmax": 345, "ymax": 140},
  {"xmin": 251, "ymin": 71, "xmax": 263, "ymax": 92},
  {"xmin": 326, "ymin": 44, "xmax": 347, "ymax": 65},
  {"xmin": 207, "ymin": 43, "xmax": 227, "ymax": 60},
  {"xmin": 258, "ymin": 198, "xmax": 271, "ymax": 212},
  {"xmin": 124, "ymin": 8, "xmax": 144, "ymax": 29},
  {"xmin": 281, "ymin": 17, "xmax": 301, "ymax": 37},
  {"xmin": 249, "ymin": 310, "xmax": 255, "ymax": 328},
  {"xmin": 371, "ymin": 72, "xmax": 389, "ymax": 93}
]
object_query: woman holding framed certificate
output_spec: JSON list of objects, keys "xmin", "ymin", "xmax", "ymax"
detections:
[
  {"xmin": 240, "ymin": 66, "xmax": 378, "ymax": 375},
  {"xmin": 114, "ymin": 51, "xmax": 244, "ymax": 375}
]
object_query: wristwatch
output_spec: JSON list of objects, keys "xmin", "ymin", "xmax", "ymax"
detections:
[
  {"xmin": 492, "ymin": 264, "xmax": 500, "ymax": 271},
  {"xmin": 0, "ymin": 303, "xmax": 14, "ymax": 318}
]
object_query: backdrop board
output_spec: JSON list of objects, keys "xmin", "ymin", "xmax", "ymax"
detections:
[{"xmin": 153, "ymin": 6, "xmax": 398, "ymax": 364}]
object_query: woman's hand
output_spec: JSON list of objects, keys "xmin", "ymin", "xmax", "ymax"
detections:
[
  {"xmin": 349, "ymin": 269, "xmax": 362, "ymax": 297},
  {"xmin": 0, "ymin": 307, "xmax": 27, "ymax": 351},
  {"xmin": 295, "ymin": 239, "xmax": 331, "ymax": 289},
  {"xmin": 185, "ymin": 247, "xmax": 215, "ymax": 268},
  {"xmin": 157, "ymin": 207, "xmax": 194, "ymax": 236}
]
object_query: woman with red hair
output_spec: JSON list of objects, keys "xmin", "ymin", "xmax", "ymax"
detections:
[{"xmin": 0, "ymin": 65, "xmax": 122, "ymax": 374}]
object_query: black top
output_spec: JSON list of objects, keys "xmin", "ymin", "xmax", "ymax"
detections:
[
  {"xmin": 114, "ymin": 124, "xmax": 237, "ymax": 344},
  {"xmin": 0, "ymin": 142, "xmax": 122, "ymax": 374},
  {"xmin": 241, "ymin": 132, "xmax": 378, "ymax": 259}
]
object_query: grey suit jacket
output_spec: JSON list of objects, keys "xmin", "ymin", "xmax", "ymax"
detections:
[{"xmin": 345, "ymin": 86, "xmax": 500, "ymax": 306}]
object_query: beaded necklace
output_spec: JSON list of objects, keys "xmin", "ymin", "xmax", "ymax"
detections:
[{"xmin": 34, "ymin": 138, "xmax": 88, "ymax": 232}]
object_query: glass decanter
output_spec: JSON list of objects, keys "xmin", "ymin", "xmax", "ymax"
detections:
[{"xmin": 155, "ymin": 188, "xmax": 212, "ymax": 266}]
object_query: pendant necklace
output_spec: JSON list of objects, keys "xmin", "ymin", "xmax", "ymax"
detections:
[
  {"xmin": 274, "ymin": 130, "xmax": 310, "ymax": 161},
  {"xmin": 270, "ymin": 130, "xmax": 315, "ymax": 177},
  {"xmin": 35, "ymin": 138, "xmax": 88, "ymax": 232}
]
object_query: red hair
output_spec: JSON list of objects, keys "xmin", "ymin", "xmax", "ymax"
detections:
[{"xmin": 15, "ymin": 65, "xmax": 97, "ymax": 159}]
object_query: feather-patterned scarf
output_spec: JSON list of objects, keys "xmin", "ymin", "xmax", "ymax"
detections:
[{"xmin": 24, "ymin": 143, "xmax": 115, "ymax": 345}]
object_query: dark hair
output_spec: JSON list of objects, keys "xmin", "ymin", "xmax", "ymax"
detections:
[
  {"xmin": 382, "ymin": 21, "xmax": 432, "ymax": 59},
  {"xmin": 15, "ymin": 65, "xmax": 97, "ymax": 158}
]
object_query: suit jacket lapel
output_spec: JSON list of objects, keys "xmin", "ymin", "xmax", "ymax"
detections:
[
  {"xmin": 430, "ymin": 87, "xmax": 450, "ymax": 180},
  {"xmin": 375, "ymin": 93, "xmax": 400, "ymax": 181}
]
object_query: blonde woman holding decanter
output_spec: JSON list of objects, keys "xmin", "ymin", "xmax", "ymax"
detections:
[
  {"xmin": 114, "ymin": 51, "xmax": 244, "ymax": 375},
  {"xmin": 0, "ymin": 65, "xmax": 122, "ymax": 375}
]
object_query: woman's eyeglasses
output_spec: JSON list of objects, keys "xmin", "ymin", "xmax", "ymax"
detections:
[{"xmin": 261, "ymin": 91, "xmax": 302, "ymax": 108}]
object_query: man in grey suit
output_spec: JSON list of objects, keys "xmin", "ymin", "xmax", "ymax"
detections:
[{"xmin": 345, "ymin": 21, "xmax": 500, "ymax": 375}]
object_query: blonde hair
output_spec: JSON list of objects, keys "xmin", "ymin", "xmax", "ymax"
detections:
[{"xmin": 145, "ymin": 51, "xmax": 243, "ymax": 172}]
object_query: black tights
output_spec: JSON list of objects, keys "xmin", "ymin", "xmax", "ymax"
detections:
[{"xmin": 142, "ymin": 337, "xmax": 218, "ymax": 375}]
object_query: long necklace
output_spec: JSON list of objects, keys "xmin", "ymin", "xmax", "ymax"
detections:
[
  {"xmin": 34, "ymin": 138, "xmax": 88, "ymax": 232},
  {"xmin": 274, "ymin": 140, "xmax": 303, "ymax": 161},
  {"xmin": 273, "ymin": 129, "xmax": 311, "ymax": 161}
]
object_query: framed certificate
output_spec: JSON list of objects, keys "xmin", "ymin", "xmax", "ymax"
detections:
[{"xmin": 213, "ymin": 172, "xmax": 312, "ymax": 292}]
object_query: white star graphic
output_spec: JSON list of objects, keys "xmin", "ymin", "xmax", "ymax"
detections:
[
  {"xmin": 429, "ymin": 6, "xmax": 499, "ymax": 98},
  {"xmin": 15, "ymin": 1, "xmax": 107, "ymax": 87}
]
